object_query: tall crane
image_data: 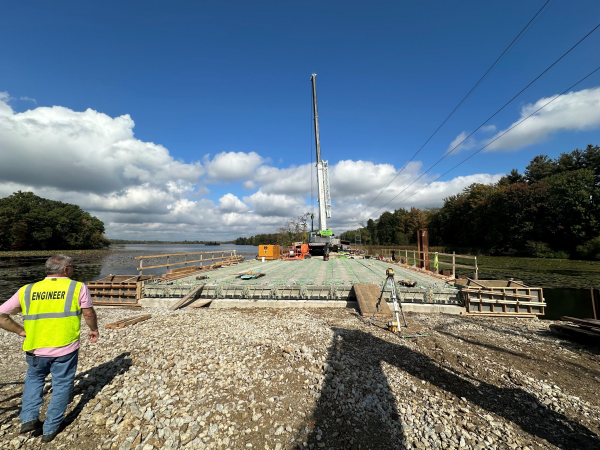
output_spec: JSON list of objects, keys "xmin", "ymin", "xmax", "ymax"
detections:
[
  {"xmin": 308, "ymin": 74, "xmax": 340, "ymax": 254},
  {"xmin": 311, "ymin": 73, "xmax": 331, "ymax": 232}
]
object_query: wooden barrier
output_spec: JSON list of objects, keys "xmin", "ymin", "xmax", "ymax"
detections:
[
  {"xmin": 88, "ymin": 275, "xmax": 154, "ymax": 306},
  {"xmin": 455, "ymin": 279, "xmax": 545, "ymax": 316},
  {"xmin": 135, "ymin": 250, "xmax": 237, "ymax": 274},
  {"xmin": 371, "ymin": 248, "xmax": 478, "ymax": 280}
]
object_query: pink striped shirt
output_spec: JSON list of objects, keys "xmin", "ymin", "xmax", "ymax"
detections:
[{"xmin": 0, "ymin": 277, "xmax": 93, "ymax": 357}]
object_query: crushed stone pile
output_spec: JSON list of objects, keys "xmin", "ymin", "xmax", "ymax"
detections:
[{"xmin": 1, "ymin": 308, "xmax": 599, "ymax": 450}]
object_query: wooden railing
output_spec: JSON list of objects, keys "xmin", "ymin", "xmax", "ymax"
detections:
[
  {"xmin": 368, "ymin": 248, "xmax": 478, "ymax": 279},
  {"xmin": 134, "ymin": 250, "xmax": 237, "ymax": 274}
]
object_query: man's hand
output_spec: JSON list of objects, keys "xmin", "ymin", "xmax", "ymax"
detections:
[
  {"xmin": 88, "ymin": 330, "xmax": 99, "ymax": 343},
  {"xmin": 0, "ymin": 313, "xmax": 25, "ymax": 337}
]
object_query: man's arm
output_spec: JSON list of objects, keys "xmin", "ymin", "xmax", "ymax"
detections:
[
  {"xmin": 82, "ymin": 307, "xmax": 99, "ymax": 343},
  {"xmin": 0, "ymin": 313, "xmax": 25, "ymax": 337}
]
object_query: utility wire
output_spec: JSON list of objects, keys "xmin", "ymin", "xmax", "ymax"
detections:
[
  {"xmin": 364, "ymin": 21, "xmax": 600, "ymax": 220},
  {"xmin": 355, "ymin": 0, "xmax": 552, "ymax": 218},
  {"xmin": 391, "ymin": 65, "xmax": 600, "ymax": 209}
]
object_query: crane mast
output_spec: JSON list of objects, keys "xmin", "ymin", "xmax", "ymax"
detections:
[{"xmin": 311, "ymin": 73, "xmax": 331, "ymax": 232}]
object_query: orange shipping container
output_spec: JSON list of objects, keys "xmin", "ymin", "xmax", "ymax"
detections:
[{"xmin": 258, "ymin": 245, "xmax": 280, "ymax": 260}]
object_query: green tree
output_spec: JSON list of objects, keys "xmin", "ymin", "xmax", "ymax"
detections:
[
  {"xmin": 399, "ymin": 208, "xmax": 428, "ymax": 244},
  {"xmin": 366, "ymin": 219, "xmax": 377, "ymax": 245},
  {"xmin": 544, "ymin": 169, "xmax": 599, "ymax": 252},
  {"xmin": 525, "ymin": 155, "xmax": 556, "ymax": 183},
  {"xmin": 0, "ymin": 191, "xmax": 109, "ymax": 250},
  {"xmin": 376, "ymin": 211, "xmax": 397, "ymax": 245}
]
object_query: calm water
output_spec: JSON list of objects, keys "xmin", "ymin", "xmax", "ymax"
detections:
[{"xmin": 0, "ymin": 244, "xmax": 258, "ymax": 303}]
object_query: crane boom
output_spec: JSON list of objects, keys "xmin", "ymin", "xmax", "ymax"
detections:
[{"xmin": 311, "ymin": 73, "xmax": 331, "ymax": 232}]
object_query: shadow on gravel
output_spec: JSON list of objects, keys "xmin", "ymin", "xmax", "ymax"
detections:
[
  {"xmin": 63, "ymin": 352, "xmax": 132, "ymax": 428},
  {"xmin": 302, "ymin": 328, "xmax": 599, "ymax": 450},
  {"xmin": 435, "ymin": 329, "xmax": 534, "ymax": 360},
  {"xmin": 0, "ymin": 353, "xmax": 132, "ymax": 429}
]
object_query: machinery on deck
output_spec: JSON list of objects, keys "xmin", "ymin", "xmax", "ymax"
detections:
[
  {"xmin": 308, "ymin": 74, "xmax": 341, "ymax": 255},
  {"xmin": 281, "ymin": 242, "xmax": 311, "ymax": 260}
]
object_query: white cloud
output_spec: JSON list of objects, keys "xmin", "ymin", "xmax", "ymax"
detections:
[
  {"xmin": 243, "ymin": 191, "xmax": 306, "ymax": 218},
  {"xmin": 203, "ymin": 151, "xmax": 264, "ymax": 181},
  {"xmin": 242, "ymin": 180, "xmax": 255, "ymax": 190},
  {"xmin": 0, "ymin": 93, "xmax": 508, "ymax": 240},
  {"xmin": 480, "ymin": 125, "xmax": 496, "ymax": 133},
  {"xmin": 446, "ymin": 131, "xmax": 477, "ymax": 154},
  {"xmin": 254, "ymin": 164, "xmax": 311, "ymax": 196},
  {"xmin": 219, "ymin": 193, "xmax": 250, "ymax": 213},
  {"xmin": 0, "ymin": 92, "xmax": 13, "ymax": 116},
  {"xmin": 20, "ymin": 96, "xmax": 37, "ymax": 105},
  {"xmin": 486, "ymin": 86, "xmax": 600, "ymax": 151},
  {"xmin": 0, "ymin": 103, "xmax": 203, "ymax": 195}
]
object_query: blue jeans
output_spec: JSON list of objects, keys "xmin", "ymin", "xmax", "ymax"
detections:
[{"xmin": 20, "ymin": 349, "xmax": 79, "ymax": 435}]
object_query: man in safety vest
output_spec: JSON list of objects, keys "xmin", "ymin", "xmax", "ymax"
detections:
[{"xmin": 0, "ymin": 254, "xmax": 99, "ymax": 443}]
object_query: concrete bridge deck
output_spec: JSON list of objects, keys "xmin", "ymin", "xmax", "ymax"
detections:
[{"xmin": 141, "ymin": 257, "xmax": 461, "ymax": 305}]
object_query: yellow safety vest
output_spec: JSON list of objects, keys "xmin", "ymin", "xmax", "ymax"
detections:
[{"xmin": 18, "ymin": 278, "xmax": 82, "ymax": 351}]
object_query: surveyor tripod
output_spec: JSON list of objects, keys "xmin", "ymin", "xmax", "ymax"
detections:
[{"xmin": 371, "ymin": 268, "xmax": 408, "ymax": 334}]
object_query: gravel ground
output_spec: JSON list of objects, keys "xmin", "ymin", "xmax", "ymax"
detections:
[{"xmin": 1, "ymin": 307, "xmax": 600, "ymax": 450}]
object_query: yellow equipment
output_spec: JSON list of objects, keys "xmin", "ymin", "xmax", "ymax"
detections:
[{"xmin": 258, "ymin": 245, "xmax": 280, "ymax": 260}]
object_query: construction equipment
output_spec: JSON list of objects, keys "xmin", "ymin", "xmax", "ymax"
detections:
[
  {"xmin": 258, "ymin": 245, "xmax": 280, "ymax": 260},
  {"xmin": 371, "ymin": 268, "xmax": 408, "ymax": 334},
  {"xmin": 282, "ymin": 242, "xmax": 310, "ymax": 260},
  {"xmin": 308, "ymin": 74, "xmax": 341, "ymax": 255}
]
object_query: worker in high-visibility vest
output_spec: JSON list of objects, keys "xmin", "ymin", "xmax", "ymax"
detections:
[{"xmin": 0, "ymin": 255, "xmax": 99, "ymax": 443}]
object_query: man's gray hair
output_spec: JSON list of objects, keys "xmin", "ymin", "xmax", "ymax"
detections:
[{"xmin": 45, "ymin": 254, "xmax": 73, "ymax": 275}]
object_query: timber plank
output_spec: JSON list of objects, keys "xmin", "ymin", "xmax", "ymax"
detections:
[
  {"xmin": 550, "ymin": 324, "xmax": 600, "ymax": 347},
  {"xmin": 561, "ymin": 316, "xmax": 600, "ymax": 327},
  {"xmin": 354, "ymin": 284, "xmax": 392, "ymax": 317}
]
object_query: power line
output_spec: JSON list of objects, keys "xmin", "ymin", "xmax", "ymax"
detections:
[
  {"xmin": 389, "ymin": 65, "xmax": 600, "ymax": 208},
  {"xmin": 364, "ymin": 21, "xmax": 600, "ymax": 220},
  {"xmin": 356, "ymin": 0, "xmax": 552, "ymax": 218}
]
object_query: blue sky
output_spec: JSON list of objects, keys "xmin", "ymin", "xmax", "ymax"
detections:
[{"xmin": 1, "ymin": 1, "xmax": 599, "ymax": 239}]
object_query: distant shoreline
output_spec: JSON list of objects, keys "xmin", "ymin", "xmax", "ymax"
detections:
[
  {"xmin": 108, "ymin": 240, "xmax": 232, "ymax": 245},
  {"xmin": 0, "ymin": 249, "xmax": 118, "ymax": 258}
]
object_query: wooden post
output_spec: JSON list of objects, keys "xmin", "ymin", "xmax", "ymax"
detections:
[
  {"xmin": 405, "ymin": 250, "xmax": 408, "ymax": 264},
  {"xmin": 184, "ymin": 254, "xmax": 187, "ymax": 267},
  {"xmin": 200, "ymin": 253, "xmax": 203, "ymax": 268},
  {"xmin": 166, "ymin": 255, "xmax": 170, "ymax": 273},
  {"xmin": 413, "ymin": 251, "xmax": 416, "ymax": 267},
  {"xmin": 140, "ymin": 258, "xmax": 143, "ymax": 275},
  {"xmin": 452, "ymin": 251, "xmax": 455, "ymax": 279},
  {"xmin": 474, "ymin": 257, "xmax": 478, "ymax": 280}
]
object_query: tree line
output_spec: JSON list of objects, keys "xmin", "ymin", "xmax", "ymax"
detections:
[
  {"xmin": 235, "ymin": 214, "xmax": 311, "ymax": 248},
  {"xmin": 0, "ymin": 191, "xmax": 110, "ymax": 251},
  {"xmin": 340, "ymin": 145, "xmax": 600, "ymax": 260},
  {"xmin": 109, "ymin": 239, "xmax": 226, "ymax": 245}
]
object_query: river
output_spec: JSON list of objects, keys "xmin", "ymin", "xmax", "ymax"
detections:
[{"xmin": 0, "ymin": 244, "xmax": 258, "ymax": 303}]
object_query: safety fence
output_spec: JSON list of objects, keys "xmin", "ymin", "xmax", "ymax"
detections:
[
  {"xmin": 135, "ymin": 250, "xmax": 237, "ymax": 274},
  {"xmin": 368, "ymin": 248, "xmax": 478, "ymax": 279}
]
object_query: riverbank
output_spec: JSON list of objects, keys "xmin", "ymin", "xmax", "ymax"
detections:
[
  {"xmin": 0, "ymin": 249, "xmax": 116, "ymax": 258},
  {"xmin": 1, "ymin": 308, "xmax": 599, "ymax": 449}
]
